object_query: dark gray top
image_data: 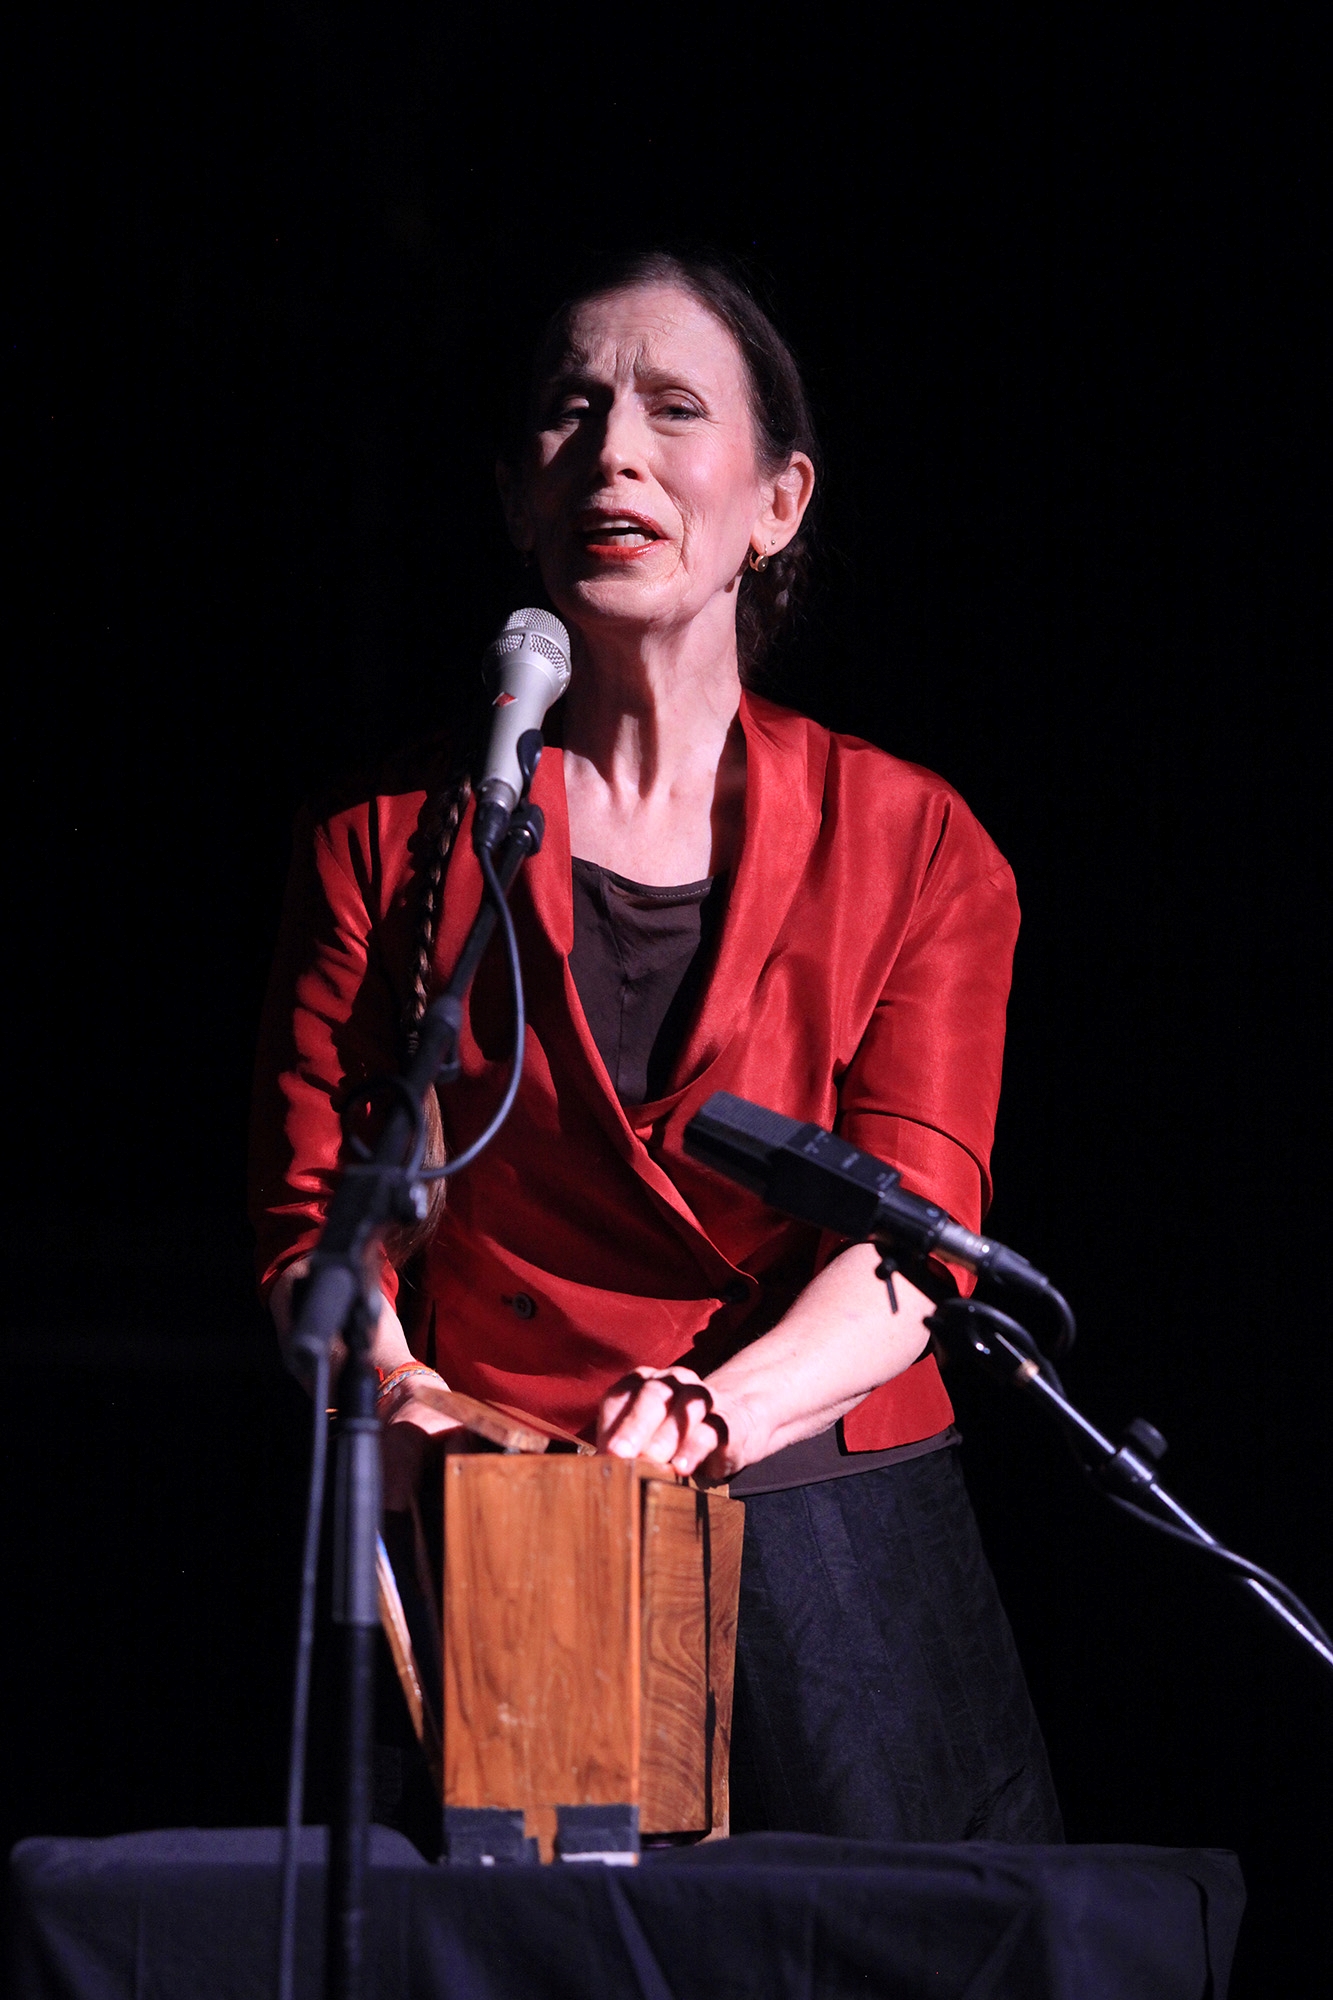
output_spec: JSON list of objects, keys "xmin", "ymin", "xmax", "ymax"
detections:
[{"xmin": 568, "ymin": 856, "xmax": 723, "ymax": 1105}]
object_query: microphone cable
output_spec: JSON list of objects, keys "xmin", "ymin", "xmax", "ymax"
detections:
[{"xmin": 414, "ymin": 839, "xmax": 526, "ymax": 1182}]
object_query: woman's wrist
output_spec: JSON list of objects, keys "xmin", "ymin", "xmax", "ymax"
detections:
[
  {"xmin": 696, "ymin": 1384, "xmax": 765, "ymax": 1478},
  {"xmin": 703, "ymin": 1379, "xmax": 856, "ymax": 1476},
  {"xmin": 709, "ymin": 1253, "xmax": 933, "ymax": 1450},
  {"xmin": 375, "ymin": 1360, "xmax": 439, "ymax": 1396},
  {"xmin": 376, "ymin": 1361, "xmax": 446, "ymax": 1416}
]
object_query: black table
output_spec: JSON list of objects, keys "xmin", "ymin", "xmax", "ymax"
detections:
[{"xmin": 9, "ymin": 1825, "xmax": 1243, "ymax": 1998}]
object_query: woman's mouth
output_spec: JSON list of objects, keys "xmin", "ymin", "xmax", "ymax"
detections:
[{"xmin": 576, "ymin": 514, "xmax": 665, "ymax": 561}]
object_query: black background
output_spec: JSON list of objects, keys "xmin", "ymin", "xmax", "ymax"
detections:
[{"xmin": 9, "ymin": 6, "xmax": 1329, "ymax": 1992}]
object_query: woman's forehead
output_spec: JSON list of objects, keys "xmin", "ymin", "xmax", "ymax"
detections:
[{"xmin": 551, "ymin": 284, "xmax": 747, "ymax": 389}]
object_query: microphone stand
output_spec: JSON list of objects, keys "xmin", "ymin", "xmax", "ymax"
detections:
[
  {"xmin": 906, "ymin": 1281, "xmax": 1333, "ymax": 1678},
  {"xmin": 284, "ymin": 757, "xmax": 545, "ymax": 2000}
]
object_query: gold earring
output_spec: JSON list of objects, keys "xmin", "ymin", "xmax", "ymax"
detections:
[{"xmin": 748, "ymin": 548, "xmax": 769, "ymax": 573}]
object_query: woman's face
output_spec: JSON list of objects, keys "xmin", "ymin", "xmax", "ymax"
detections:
[{"xmin": 502, "ymin": 283, "xmax": 812, "ymax": 649}]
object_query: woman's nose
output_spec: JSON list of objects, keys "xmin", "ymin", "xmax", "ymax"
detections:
[{"xmin": 594, "ymin": 399, "xmax": 648, "ymax": 482}]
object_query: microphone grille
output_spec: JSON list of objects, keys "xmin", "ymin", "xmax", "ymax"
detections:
[{"xmin": 489, "ymin": 606, "xmax": 572, "ymax": 681}]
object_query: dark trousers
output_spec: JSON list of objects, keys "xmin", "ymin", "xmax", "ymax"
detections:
[{"xmin": 728, "ymin": 1446, "xmax": 1063, "ymax": 1842}]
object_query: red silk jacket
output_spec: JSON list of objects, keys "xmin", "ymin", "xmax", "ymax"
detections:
[{"xmin": 249, "ymin": 693, "xmax": 1019, "ymax": 1450}]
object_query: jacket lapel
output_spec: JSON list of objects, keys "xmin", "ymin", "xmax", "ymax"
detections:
[
  {"xmin": 432, "ymin": 749, "xmax": 694, "ymax": 1216},
  {"xmin": 519, "ymin": 748, "xmax": 707, "ymax": 1229},
  {"xmin": 668, "ymin": 692, "xmax": 827, "ymax": 1091},
  {"xmin": 431, "ymin": 695, "xmax": 827, "ymax": 1239}
]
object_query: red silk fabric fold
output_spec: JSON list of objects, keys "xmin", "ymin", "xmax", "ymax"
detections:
[{"xmin": 249, "ymin": 694, "xmax": 1019, "ymax": 1449}]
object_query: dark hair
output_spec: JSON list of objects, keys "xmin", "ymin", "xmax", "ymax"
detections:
[
  {"xmin": 393, "ymin": 255, "xmax": 819, "ymax": 1262},
  {"xmin": 508, "ymin": 248, "xmax": 822, "ymax": 678}
]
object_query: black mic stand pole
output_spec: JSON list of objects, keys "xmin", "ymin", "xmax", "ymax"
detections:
[
  {"xmin": 918, "ymin": 1288, "xmax": 1333, "ymax": 1678},
  {"xmin": 286, "ymin": 761, "xmax": 545, "ymax": 2000}
]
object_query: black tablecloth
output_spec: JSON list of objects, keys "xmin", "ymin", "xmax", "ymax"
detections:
[{"xmin": 8, "ymin": 1826, "xmax": 1244, "ymax": 1999}]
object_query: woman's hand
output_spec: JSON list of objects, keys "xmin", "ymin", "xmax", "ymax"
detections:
[
  {"xmin": 270, "ymin": 1256, "xmax": 418, "ymax": 1376},
  {"xmin": 598, "ymin": 1246, "xmax": 937, "ymax": 1483},
  {"xmin": 377, "ymin": 1369, "xmax": 464, "ymax": 1511},
  {"xmin": 596, "ymin": 1365, "xmax": 760, "ymax": 1482},
  {"xmin": 270, "ymin": 1257, "xmax": 462, "ymax": 1508}
]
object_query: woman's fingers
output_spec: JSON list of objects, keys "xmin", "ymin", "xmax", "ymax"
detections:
[
  {"xmin": 377, "ymin": 1372, "xmax": 464, "ymax": 1435},
  {"xmin": 600, "ymin": 1377, "xmax": 675, "ymax": 1457},
  {"xmin": 379, "ymin": 1381, "xmax": 465, "ymax": 1509},
  {"xmin": 640, "ymin": 1403, "xmax": 720, "ymax": 1474},
  {"xmin": 597, "ymin": 1367, "xmax": 724, "ymax": 1473},
  {"xmin": 594, "ymin": 1380, "xmax": 644, "ymax": 1447},
  {"xmin": 385, "ymin": 1399, "xmax": 461, "ymax": 1438},
  {"xmin": 596, "ymin": 1367, "xmax": 673, "ymax": 1451}
]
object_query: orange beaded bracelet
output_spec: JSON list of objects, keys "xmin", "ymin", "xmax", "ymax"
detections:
[{"xmin": 374, "ymin": 1361, "xmax": 440, "ymax": 1404}]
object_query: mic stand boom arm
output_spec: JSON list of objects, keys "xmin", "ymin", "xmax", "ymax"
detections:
[
  {"xmin": 917, "ymin": 1288, "xmax": 1333, "ymax": 1680},
  {"xmin": 675, "ymin": 1090, "xmax": 1330, "ymax": 1679}
]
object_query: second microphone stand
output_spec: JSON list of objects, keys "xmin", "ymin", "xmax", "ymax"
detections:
[{"xmin": 886, "ymin": 1268, "xmax": 1333, "ymax": 1678}]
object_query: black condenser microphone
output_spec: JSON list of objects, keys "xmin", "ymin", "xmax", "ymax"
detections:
[
  {"xmin": 473, "ymin": 607, "xmax": 572, "ymax": 852},
  {"xmin": 685, "ymin": 1091, "xmax": 1061, "ymax": 1308}
]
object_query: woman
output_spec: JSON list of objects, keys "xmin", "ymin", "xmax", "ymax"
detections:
[{"xmin": 251, "ymin": 250, "xmax": 1062, "ymax": 1842}]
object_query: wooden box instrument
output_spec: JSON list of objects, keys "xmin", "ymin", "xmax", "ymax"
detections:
[{"xmin": 377, "ymin": 1388, "xmax": 745, "ymax": 1860}]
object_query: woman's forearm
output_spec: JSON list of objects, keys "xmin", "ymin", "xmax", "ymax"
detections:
[
  {"xmin": 597, "ymin": 1243, "xmax": 936, "ymax": 1477},
  {"xmin": 705, "ymin": 1243, "xmax": 935, "ymax": 1467},
  {"xmin": 269, "ymin": 1257, "xmax": 419, "ymax": 1380}
]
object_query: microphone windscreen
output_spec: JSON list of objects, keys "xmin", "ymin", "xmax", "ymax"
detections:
[{"xmin": 487, "ymin": 606, "xmax": 572, "ymax": 686}]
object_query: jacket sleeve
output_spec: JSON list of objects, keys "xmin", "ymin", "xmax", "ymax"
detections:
[
  {"xmin": 834, "ymin": 790, "xmax": 1020, "ymax": 1251},
  {"xmin": 247, "ymin": 798, "xmax": 414, "ymax": 1304},
  {"xmin": 823, "ymin": 786, "xmax": 1019, "ymax": 1448}
]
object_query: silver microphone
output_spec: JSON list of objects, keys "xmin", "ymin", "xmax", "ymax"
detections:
[{"xmin": 474, "ymin": 607, "xmax": 571, "ymax": 850}]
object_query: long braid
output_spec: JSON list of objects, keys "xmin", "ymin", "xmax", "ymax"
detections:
[
  {"xmin": 404, "ymin": 771, "xmax": 471, "ymax": 1057},
  {"xmin": 388, "ymin": 764, "xmax": 471, "ymax": 1267}
]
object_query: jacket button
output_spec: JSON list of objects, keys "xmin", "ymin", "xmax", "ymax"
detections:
[
  {"xmin": 723, "ymin": 1279, "xmax": 750, "ymax": 1306},
  {"xmin": 506, "ymin": 1293, "xmax": 537, "ymax": 1320}
]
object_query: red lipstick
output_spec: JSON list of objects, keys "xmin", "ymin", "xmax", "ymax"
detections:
[{"xmin": 574, "ymin": 508, "xmax": 667, "ymax": 563}]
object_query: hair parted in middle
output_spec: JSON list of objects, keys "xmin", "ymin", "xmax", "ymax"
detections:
[{"xmin": 505, "ymin": 245, "xmax": 822, "ymax": 679}]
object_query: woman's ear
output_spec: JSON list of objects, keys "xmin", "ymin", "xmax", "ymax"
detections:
[
  {"xmin": 755, "ymin": 451, "xmax": 816, "ymax": 557},
  {"xmin": 496, "ymin": 457, "xmax": 535, "ymax": 554}
]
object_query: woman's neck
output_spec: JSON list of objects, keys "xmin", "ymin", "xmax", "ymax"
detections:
[{"xmin": 559, "ymin": 619, "xmax": 746, "ymax": 884}]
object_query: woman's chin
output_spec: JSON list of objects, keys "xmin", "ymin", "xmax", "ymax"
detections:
[{"xmin": 552, "ymin": 568, "xmax": 680, "ymax": 627}]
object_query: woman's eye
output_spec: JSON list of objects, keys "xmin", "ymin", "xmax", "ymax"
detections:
[{"xmin": 543, "ymin": 398, "xmax": 590, "ymax": 426}]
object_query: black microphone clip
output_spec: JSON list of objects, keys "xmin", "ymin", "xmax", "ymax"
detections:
[
  {"xmin": 473, "ymin": 728, "xmax": 544, "ymax": 856},
  {"xmin": 683, "ymin": 1090, "xmax": 1076, "ymax": 1353}
]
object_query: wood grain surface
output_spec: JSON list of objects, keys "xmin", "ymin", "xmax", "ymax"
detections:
[
  {"xmin": 702, "ymin": 1489, "xmax": 745, "ymax": 1838},
  {"xmin": 639, "ymin": 1482, "xmax": 710, "ymax": 1832},
  {"xmin": 442, "ymin": 1454, "xmax": 641, "ymax": 1812},
  {"xmin": 411, "ymin": 1382, "xmax": 577, "ymax": 1454},
  {"xmin": 635, "ymin": 1483, "xmax": 746, "ymax": 1836},
  {"xmin": 403, "ymin": 1440, "xmax": 747, "ymax": 1847},
  {"xmin": 377, "ymin": 1536, "xmax": 443, "ymax": 1793}
]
